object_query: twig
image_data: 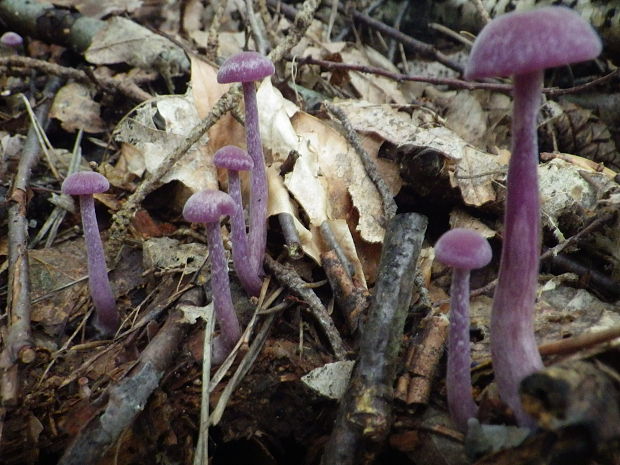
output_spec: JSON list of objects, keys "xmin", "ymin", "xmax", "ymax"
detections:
[
  {"xmin": 193, "ymin": 304, "xmax": 215, "ymax": 465},
  {"xmin": 0, "ymin": 56, "xmax": 151, "ymax": 102},
  {"xmin": 294, "ymin": 55, "xmax": 619, "ymax": 96},
  {"xmin": 0, "ymin": 77, "xmax": 62, "ymax": 407},
  {"xmin": 264, "ymin": 255, "xmax": 347, "ymax": 359},
  {"xmin": 387, "ymin": 0, "xmax": 409, "ymax": 61},
  {"xmin": 471, "ymin": 0, "xmax": 491, "ymax": 25},
  {"xmin": 321, "ymin": 249, "xmax": 370, "ymax": 334},
  {"xmin": 324, "ymin": 101, "xmax": 397, "ymax": 222},
  {"xmin": 321, "ymin": 213, "xmax": 428, "ymax": 465},
  {"xmin": 30, "ymin": 129, "xmax": 84, "ymax": 248},
  {"xmin": 539, "ymin": 325, "xmax": 620, "ymax": 356},
  {"xmin": 57, "ymin": 287, "xmax": 201, "ymax": 465},
  {"xmin": 398, "ymin": 314, "xmax": 449, "ymax": 404},
  {"xmin": 278, "ymin": 212, "xmax": 304, "ymax": 259},
  {"xmin": 320, "ymin": 221, "xmax": 354, "ymax": 277},
  {"xmin": 205, "ymin": 0, "xmax": 227, "ymax": 62},
  {"xmin": 266, "ymin": 0, "xmax": 463, "ymax": 73},
  {"xmin": 245, "ymin": 0, "xmax": 269, "ymax": 55},
  {"xmin": 209, "ymin": 312, "xmax": 277, "ymax": 425}
]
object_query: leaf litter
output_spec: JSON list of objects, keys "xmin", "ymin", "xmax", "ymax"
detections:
[{"xmin": 1, "ymin": 1, "xmax": 619, "ymax": 464}]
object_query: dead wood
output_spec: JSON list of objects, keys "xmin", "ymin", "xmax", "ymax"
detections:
[
  {"xmin": 321, "ymin": 212, "xmax": 428, "ymax": 465},
  {"xmin": 1, "ymin": 77, "xmax": 62, "ymax": 407}
]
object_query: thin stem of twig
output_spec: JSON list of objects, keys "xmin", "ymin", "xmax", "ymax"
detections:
[
  {"xmin": 0, "ymin": 56, "xmax": 151, "ymax": 102},
  {"xmin": 194, "ymin": 304, "xmax": 215, "ymax": 465}
]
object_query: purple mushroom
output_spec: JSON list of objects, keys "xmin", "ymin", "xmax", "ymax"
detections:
[
  {"xmin": 217, "ymin": 52, "xmax": 275, "ymax": 278},
  {"xmin": 183, "ymin": 189, "xmax": 242, "ymax": 353},
  {"xmin": 214, "ymin": 146, "xmax": 262, "ymax": 296},
  {"xmin": 465, "ymin": 7, "xmax": 601, "ymax": 425},
  {"xmin": 435, "ymin": 228, "xmax": 492, "ymax": 431},
  {"xmin": 0, "ymin": 32, "xmax": 23, "ymax": 48},
  {"xmin": 62, "ymin": 172, "xmax": 119, "ymax": 335}
]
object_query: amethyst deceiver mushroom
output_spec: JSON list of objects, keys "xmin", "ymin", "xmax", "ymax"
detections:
[
  {"xmin": 62, "ymin": 172, "xmax": 119, "ymax": 335},
  {"xmin": 214, "ymin": 146, "xmax": 262, "ymax": 297},
  {"xmin": 435, "ymin": 228, "xmax": 492, "ymax": 431},
  {"xmin": 465, "ymin": 6, "xmax": 601, "ymax": 425},
  {"xmin": 217, "ymin": 52, "xmax": 275, "ymax": 277},
  {"xmin": 183, "ymin": 189, "xmax": 242, "ymax": 353}
]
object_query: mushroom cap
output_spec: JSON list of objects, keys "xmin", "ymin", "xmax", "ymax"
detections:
[
  {"xmin": 1, "ymin": 32, "xmax": 23, "ymax": 47},
  {"xmin": 435, "ymin": 228, "xmax": 492, "ymax": 270},
  {"xmin": 62, "ymin": 171, "xmax": 110, "ymax": 195},
  {"xmin": 214, "ymin": 145, "xmax": 254, "ymax": 171},
  {"xmin": 183, "ymin": 189, "xmax": 236, "ymax": 224},
  {"xmin": 465, "ymin": 6, "xmax": 602, "ymax": 80},
  {"xmin": 217, "ymin": 51, "xmax": 275, "ymax": 84}
]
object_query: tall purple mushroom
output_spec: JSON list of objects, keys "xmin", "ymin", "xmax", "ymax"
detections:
[
  {"xmin": 465, "ymin": 6, "xmax": 601, "ymax": 425},
  {"xmin": 435, "ymin": 228, "xmax": 492, "ymax": 431},
  {"xmin": 214, "ymin": 145, "xmax": 262, "ymax": 296},
  {"xmin": 62, "ymin": 171, "xmax": 119, "ymax": 335},
  {"xmin": 217, "ymin": 52, "xmax": 274, "ymax": 277},
  {"xmin": 183, "ymin": 189, "xmax": 242, "ymax": 353}
]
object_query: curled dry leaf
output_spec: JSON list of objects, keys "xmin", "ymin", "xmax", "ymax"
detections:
[
  {"xmin": 114, "ymin": 92, "xmax": 217, "ymax": 200},
  {"xmin": 334, "ymin": 100, "xmax": 502, "ymax": 207},
  {"xmin": 257, "ymin": 79, "xmax": 389, "ymax": 280},
  {"xmin": 50, "ymin": 82, "xmax": 106, "ymax": 133},
  {"xmin": 143, "ymin": 237, "xmax": 210, "ymax": 274}
]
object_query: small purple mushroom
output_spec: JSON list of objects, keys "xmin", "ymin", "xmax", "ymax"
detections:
[
  {"xmin": 214, "ymin": 146, "xmax": 262, "ymax": 297},
  {"xmin": 183, "ymin": 189, "xmax": 242, "ymax": 353},
  {"xmin": 435, "ymin": 228, "xmax": 492, "ymax": 431},
  {"xmin": 465, "ymin": 6, "xmax": 601, "ymax": 425},
  {"xmin": 62, "ymin": 172, "xmax": 119, "ymax": 335},
  {"xmin": 217, "ymin": 52, "xmax": 275, "ymax": 278},
  {"xmin": 0, "ymin": 32, "xmax": 23, "ymax": 48}
]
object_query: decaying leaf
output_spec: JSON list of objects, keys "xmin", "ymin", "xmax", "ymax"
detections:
[
  {"xmin": 50, "ymin": 82, "xmax": 106, "ymax": 133},
  {"xmin": 336, "ymin": 100, "xmax": 503, "ymax": 206},
  {"xmin": 301, "ymin": 360, "xmax": 355, "ymax": 400},
  {"xmin": 86, "ymin": 17, "xmax": 189, "ymax": 74},
  {"xmin": 142, "ymin": 237, "xmax": 209, "ymax": 274},
  {"xmin": 114, "ymin": 92, "xmax": 217, "ymax": 198}
]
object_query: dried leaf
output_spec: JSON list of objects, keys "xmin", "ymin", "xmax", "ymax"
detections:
[
  {"xmin": 50, "ymin": 82, "xmax": 106, "ymax": 133},
  {"xmin": 114, "ymin": 92, "xmax": 218, "ymax": 197},
  {"xmin": 86, "ymin": 17, "xmax": 189, "ymax": 73},
  {"xmin": 142, "ymin": 237, "xmax": 209, "ymax": 274}
]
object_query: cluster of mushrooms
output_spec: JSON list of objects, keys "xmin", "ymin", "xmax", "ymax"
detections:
[
  {"xmin": 61, "ymin": 6, "xmax": 602, "ymax": 432},
  {"xmin": 62, "ymin": 51, "xmax": 274, "ymax": 362},
  {"xmin": 436, "ymin": 7, "xmax": 601, "ymax": 430}
]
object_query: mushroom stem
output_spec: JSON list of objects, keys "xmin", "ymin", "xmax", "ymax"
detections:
[
  {"xmin": 447, "ymin": 267, "xmax": 477, "ymax": 431},
  {"xmin": 242, "ymin": 81, "xmax": 268, "ymax": 277},
  {"xmin": 491, "ymin": 70, "xmax": 544, "ymax": 425},
  {"xmin": 205, "ymin": 222, "xmax": 242, "ymax": 350},
  {"xmin": 78, "ymin": 194, "xmax": 119, "ymax": 334},
  {"xmin": 227, "ymin": 170, "xmax": 262, "ymax": 296}
]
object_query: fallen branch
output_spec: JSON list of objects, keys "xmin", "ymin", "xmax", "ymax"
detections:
[
  {"xmin": 0, "ymin": 77, "xmax": 62, "ymax": 407},
  {"xmin": 321, "ymin": 212, "xmax": 428, "ymax": 465}
]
